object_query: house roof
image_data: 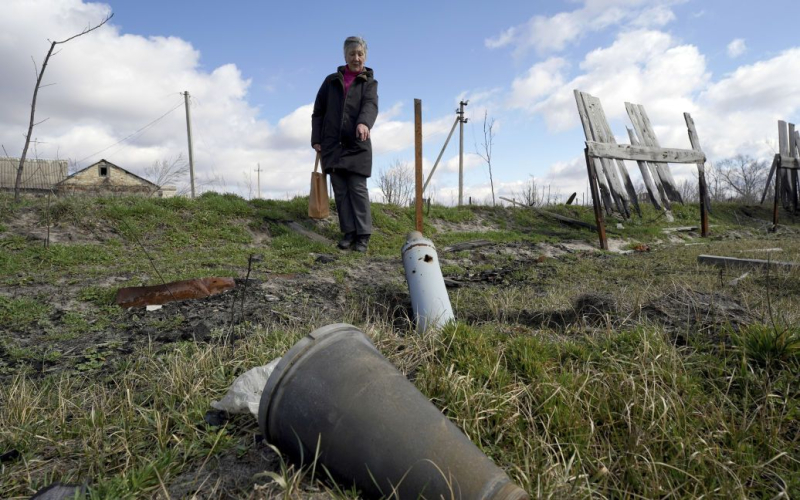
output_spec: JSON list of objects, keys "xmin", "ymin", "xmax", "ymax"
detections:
[{"xmin": 56, "ymin": 159, "xmax": 159, "ymax": 188}]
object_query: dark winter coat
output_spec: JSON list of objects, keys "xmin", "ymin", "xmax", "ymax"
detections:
[{"xmin": 311, "ymin": 66, "xmax": 379, "ymax": 177}]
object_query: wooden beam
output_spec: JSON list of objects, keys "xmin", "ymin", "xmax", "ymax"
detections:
[
  {"xmin": 594, "ymin": 107, "xmax": 641, "ymax": 217},
  {"xmin": 586, "ymin": 141, "xmax": 705, "ymax": 163},
  {"xmin": 626, "ymin": 103, "xmax": 684, "ymax": 203},
  {"xmin": 580, "ymin": 93, "xmax": 630, "ymax": 216},
  {"xmin": 777, "ymin": 155, "xmax": 800, "ymax": 168},
  {"xmin": 698, "ymin": 254, "xmax": 798, "ymax": 270},
  {"xmin": 626, "ymin": 127, "xmax": 664, "ymax": 210},
  {"xmin": 500, "ymin": 196, "xmax": 598, "ymax": 231},
  {"xmin": 684, "ymin": 113, "xmax": 710, "ymax": 237},
  {"xmin": 574, "ymin": 90, "xmax": 615, "ymax": 214},
  {"xmin": 773, "ymin": 150, "xmax": 781, "ymax": 229},
  {"xmin": 584, "ymin": 147, "xmax": 608, "ymax": 250},
  {"xmin": 779, "ymin": 121, "xmax": 793, "ymax": 208},
  {"xmin": 760, "ymin": 155, "xmax": 779, "ymax": 205}
]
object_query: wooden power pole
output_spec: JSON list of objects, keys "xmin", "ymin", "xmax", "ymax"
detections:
[
  {"xmin": 457, "ymin": 100, "xmax": 469, "ymax": 206},
  {"xmin": 254, "ymin": 163, "xmax": 263, "ymax": 199},
  {"xmin": 183, "ymin": 91, "xmax": 196, "ymax": 198},
  {"xmin": 414, "ymin": 99, "xmax": 423, "ymax": 232}
]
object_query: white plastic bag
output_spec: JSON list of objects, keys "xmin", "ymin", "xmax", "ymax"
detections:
[{"xmin": 211, "ymin": 358, "xmax": 281, "ymax": 417}]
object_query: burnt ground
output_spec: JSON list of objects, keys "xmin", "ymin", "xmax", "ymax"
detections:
[{"xmin": 0, "ymin": 220, "xmax": 762, "ymax": 379}]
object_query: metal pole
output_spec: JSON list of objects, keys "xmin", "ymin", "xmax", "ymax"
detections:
[
  {"xmin": 423, "ymin": 115, "xmax": 459, "ymax": 193},
  {"xmin": 414, "ymin": 99, "xmax": 423, "ymax": 233},
  {"xmin": 458, "ymin": 100, "xmax": 468, "ymax": 206},
  {"xmin": 183, "ymin": 91, "xmax": 196, "ymax": 199}
]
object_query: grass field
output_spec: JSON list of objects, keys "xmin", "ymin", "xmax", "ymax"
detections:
[{"xmin": 1, "ymin": 192, "xmax": 799, "ymax": 499}]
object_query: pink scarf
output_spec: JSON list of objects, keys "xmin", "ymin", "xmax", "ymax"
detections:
[{"xmin": 343, "ymin": 66, "xmax": 359, "ymax": 95}]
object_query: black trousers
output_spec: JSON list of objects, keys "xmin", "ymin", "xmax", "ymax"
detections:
[{"xmin": 329, "ymin": 171, "xmax": 372, "ymax": 236}]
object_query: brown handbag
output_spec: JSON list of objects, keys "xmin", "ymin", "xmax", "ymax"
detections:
[{"xmin": 308, "ymin": 152, "xmax": 330, "ymax": 219}]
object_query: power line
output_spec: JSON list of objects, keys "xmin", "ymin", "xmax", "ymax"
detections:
[{"xmin": 75, "ymin": 100, "xmax": 185, "ymax": 165}]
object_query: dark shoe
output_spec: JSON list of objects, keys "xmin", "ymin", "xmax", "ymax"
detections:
[
  {"xmin": 337, "ymin": 232, "xmax": 356, "ymax": 250},
  {"xmin": 354, "ymin": 235, "xmax": 370, "ymax": 253}
]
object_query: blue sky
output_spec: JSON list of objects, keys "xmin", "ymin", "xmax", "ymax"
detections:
[{"xmin": 2, "ymin": 0, "xmax": 799, "ymax": 203}]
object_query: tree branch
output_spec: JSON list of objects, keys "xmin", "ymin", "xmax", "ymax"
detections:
[
  {"xmin": 54, "ymin": 13, "xmax": 113, "ymax": 45},
  {"xmin": 14, "ymin": 12, "xmax": 113, "ymax": 202}
]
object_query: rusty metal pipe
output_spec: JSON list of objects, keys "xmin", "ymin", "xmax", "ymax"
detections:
[
  {"xmin": 115, "ymin": 277, "xmax": 235, "ymax": 308},
  {"xmin": 258, "ymin": 324, "xmax": 528, "ymax": 500}
]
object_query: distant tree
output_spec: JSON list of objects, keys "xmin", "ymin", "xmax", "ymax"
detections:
[
  {"xmin": 678, "ymin": 178, "xmax": 699, "ymax": 203},
  {"xmin": 715, "ymin": 154, "xmax": 768, "ymax": 204},
  {"xmin": 377, "ymin": 159, "xmax": 414, "ymax": 206},
  {"xmin": 143, "ymin": 155, "xmax": 190, "ymax": 196},
  {"xmin": 475, "ymin": 111, "xmax": 496, "ymax": 206},
  {"xmin": 515, "ymin": 176, "xmax": 541, "ymax": 207},
  {"xmin": 14, "ymin": 13, "xmax": 113, "ymax": 202}
]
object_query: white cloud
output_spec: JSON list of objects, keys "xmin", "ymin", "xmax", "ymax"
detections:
[
  {"xmin": 485, "ymin": 0, "xmax": 679, "ymax": 55},
  {"xmin": 513, "ymin": 30, "xmax": 708, "ymax": 136},
  {"xmin": 442, "ymin": 153, "xmax": 483, "ymax": 174},
  {"xmin": 727, "ymin": 38, "xmax": 746, "ymax": 58},
  {"xmin": 484, "ymin": 27, "xmax": 517, "ymax": 49},
  {"xmin": 696, "ymin": 47, "xmax": 800, "ymax": 158},
  {"xmin": 630, "ymin": 5, "xmax": 676, "ymax": 28},
  {"xmin": 508, "ymin": 58, "xmax": 569, "ymax": 110}
]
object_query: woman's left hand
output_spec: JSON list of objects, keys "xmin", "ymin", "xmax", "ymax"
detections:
[{"xmin": 356, "ymin": 123, "xmax": 370, "ymax": 141}]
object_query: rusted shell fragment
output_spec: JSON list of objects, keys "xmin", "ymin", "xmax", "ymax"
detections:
[{"xmin": 115, "ymin": 277, "xmax": 236, "ymax": 308}]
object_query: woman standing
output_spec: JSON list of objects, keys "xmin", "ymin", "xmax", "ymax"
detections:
[{"xmin": 311, "ymin": 36, "xmax": 378, "ymax": 252}]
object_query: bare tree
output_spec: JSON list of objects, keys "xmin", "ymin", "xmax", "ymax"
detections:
[
  {"xmin": 240, "ymin": 170, "xmax": 255, "ymax": 200},
  {"xmin": 377, "ymin": 159, "xmax": 414, "ymax": 206},
  {"xmin": 141, "ymin": 155, "xmax": 191, "ymax": 196},
  {"xmin": 514, "ymin": 175, "xmax": 542, "ymax": 207},
  {"xmin": 142, "ymin": 155, "xmax": 190, "ymax": 193},
  {"xmin": 702, "ymin": 162, "xmax": 724, "ymax": 202},
  {"xmin": 14, "ymin": 13, "xmax": 113, "ymax": 202},
  {"xmin": 678, "ymin": 178, "xmax": 699, "ymax": 203},
  {"xmin": 716, "ymin": 154, "xmax": 768, "ymax": 204},
  {"xmin": 475, "ymin": 111, "xmax": 496, "ymax": 206}
]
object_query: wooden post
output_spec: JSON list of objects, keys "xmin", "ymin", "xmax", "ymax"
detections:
[
  {"xmin": 414, "ymin": 99, "xmax": 423, "ymax": 233},
  {"xmin": 773, "ymin": 157, "xmax": 781, "ymax": 230},
  {"xmin": 684, "ymin": 113, "xmax": 709, "ymax": 237},
  {"xmin": 698, "ymin": 173, "xmax": 710, "ymax": 237},
  {"xmin": 760, "ymin": 155, "xmax": 778, "ymax": 205},
  {"xmin": 778, "ymin": 121, "xmax": 790, "ymax": 209},
  {"xmin": 585, "ymin": 147, "xmax": 608, "ymax": 250}
]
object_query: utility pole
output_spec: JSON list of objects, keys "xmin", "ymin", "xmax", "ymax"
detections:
[
  {"xmin": 183, "ymin": 91, "xmax": 196, "ymax": 199},
  {"xmin": 414, "ymin": 99, "xmax": 423, "ymax": 232},
  {"xmin": 254, "ymin": 163, "xmax": 263, "ymax": 199},
  {"xmin": 457, "ymin": 100, "xmax": 469, "ymax": 206}
]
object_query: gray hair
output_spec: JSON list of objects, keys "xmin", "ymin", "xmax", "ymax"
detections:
[{"xmin": 343, "ymin": 36, "xmax": 368, "ymax": 57}]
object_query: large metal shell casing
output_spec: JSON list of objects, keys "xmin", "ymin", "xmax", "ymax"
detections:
[
  {"xmin": 401, "ymin": 231, "xmax": 455, "ymax": 333},
  {"xmin": 258, "ymin": 323, "xmax": 529, "ymax": 500}
]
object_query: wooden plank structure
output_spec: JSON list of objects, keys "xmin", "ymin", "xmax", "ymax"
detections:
[
  {"xmin": 0, "ymin": 157, "xmax": 68, "ymax": 192},
  {"xmin": 574, "ymin": 90, "xmax": 710, "ymax": 249},
  {"xmin": 762, "ymin": 121, "xmax": 800, "ymax": 229},
  {"xmin": 624, "ymin": 102, "xmax": 684, "ymax": 205}
]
